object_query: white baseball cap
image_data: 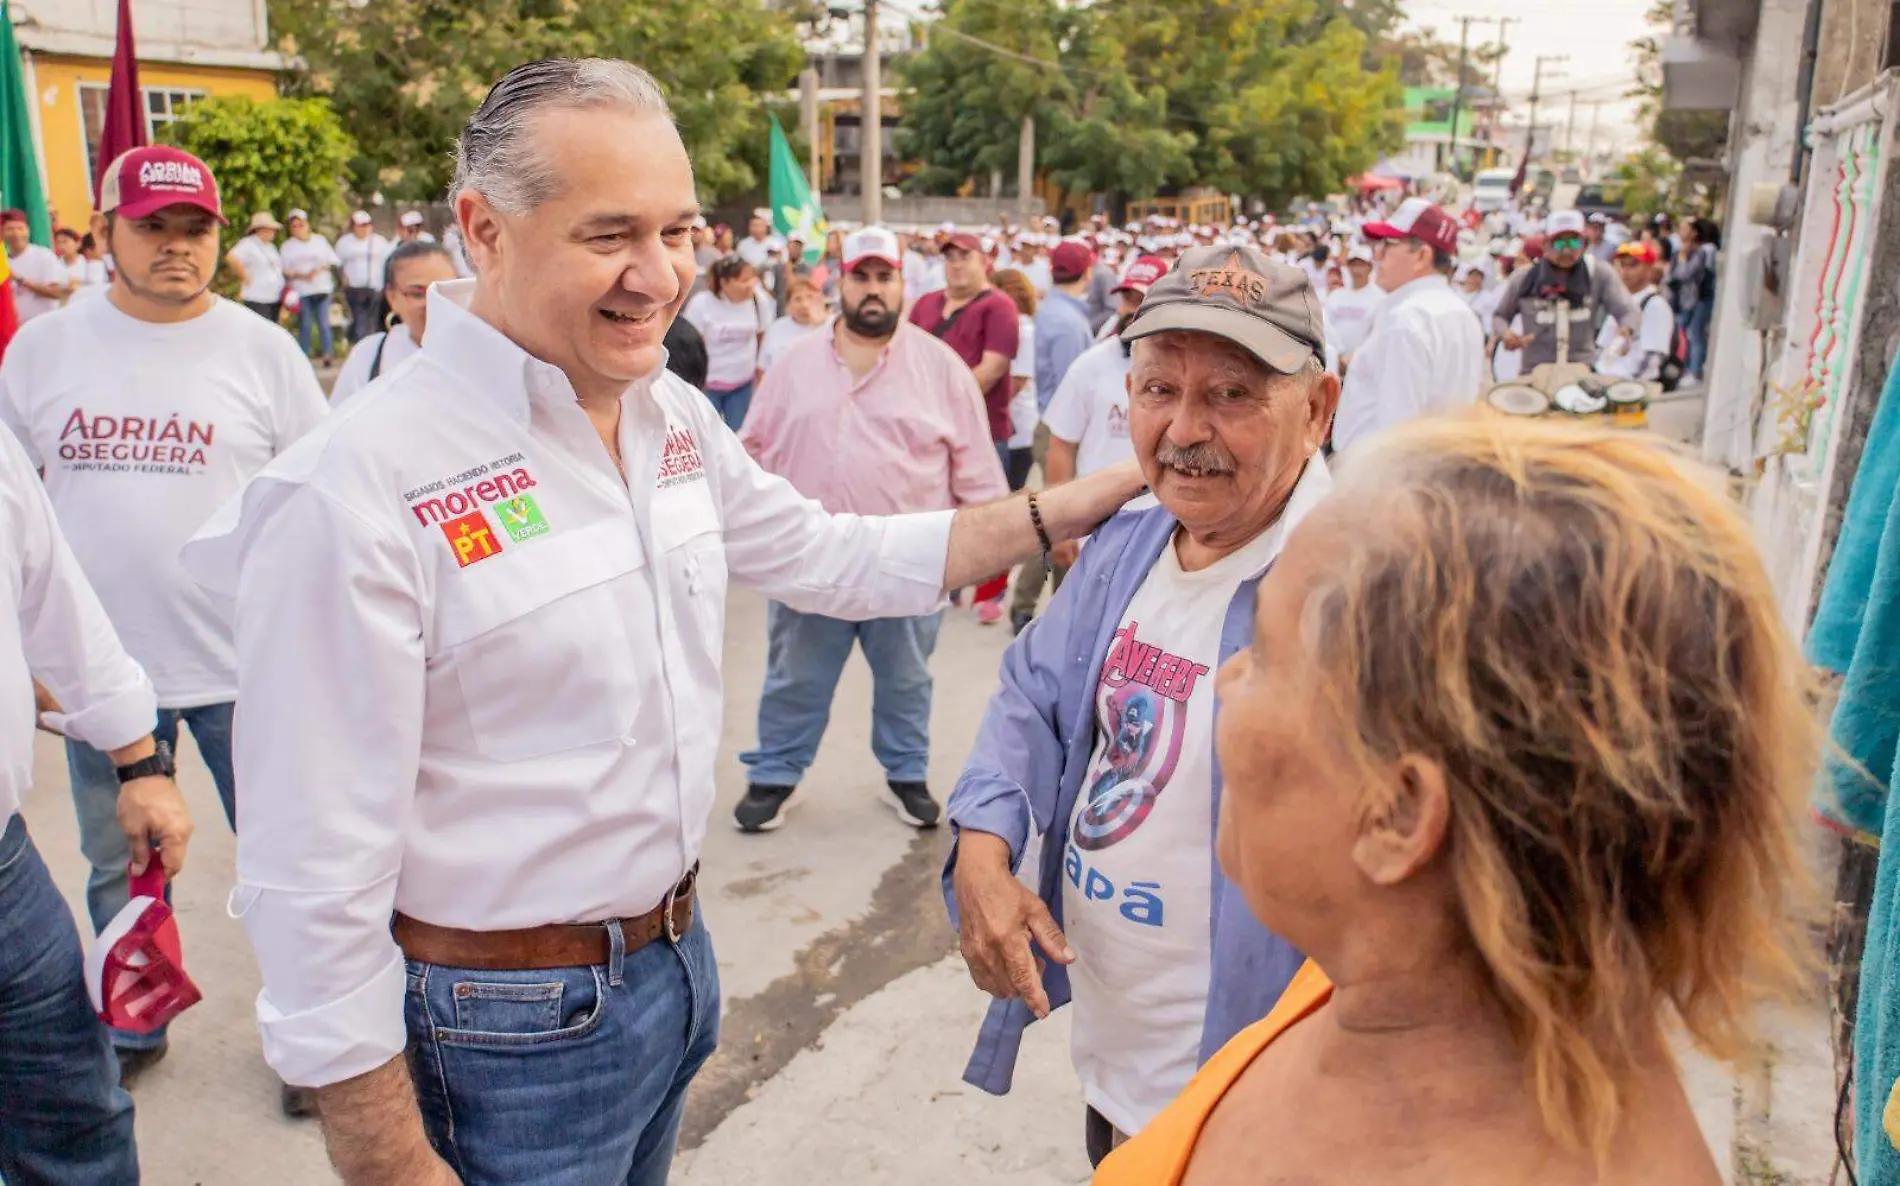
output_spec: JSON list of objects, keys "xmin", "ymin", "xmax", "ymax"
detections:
[
  {"xmin": 751, "ymin": 207, "xmax": 772, "ymax": 222},
  {"xmin": 399, "ymin": 211, "xmax": 425, "ymax": 227},
  {"xmin": 350, "ymin": 210, "xmax": 372, "ymax": 225},
  {"xmin": 286, "ymin": 208, "xmax": 309, "ymax": 222},
  {"xmin": 1545, "ymin": 210, "xmax": 1587, "ymax": 237},
  {"xmin": 1346, "ymin": 244, "xmax": 1374, "ymax": 264},
  {"xmin": 842, "ymin": 226, "xmax": 902, "ymax": 272}
]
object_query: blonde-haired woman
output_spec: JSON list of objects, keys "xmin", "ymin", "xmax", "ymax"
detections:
[{"xmin": 1098, "ymin": 415, "xmax": 1815, "ymax": 1185}]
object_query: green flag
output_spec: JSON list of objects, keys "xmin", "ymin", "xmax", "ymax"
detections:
[
  {"xmin": 0, "ymin": 2, "xmax": 50, "ymax": 246},
  {"xmin": 768, "ymin": 113, "xmax": 825, "ymax": 265}
]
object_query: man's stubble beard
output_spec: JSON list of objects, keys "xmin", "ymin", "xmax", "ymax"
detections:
[{"xmin": 842, "ymin": 300, "xmax": 898, "ymax": 341}]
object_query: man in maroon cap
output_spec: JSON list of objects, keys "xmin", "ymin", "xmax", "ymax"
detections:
[
  {"xmin": 908, "ymin": 230, "xmax": 1020, "ymax": 473},
  {"xmin": 0, "ymin": 144, "xmax": 328, "ymax": 1109},
  {"xmin": 1331, "ymin": 198, "xmax": 1485, "ymax": 453}
]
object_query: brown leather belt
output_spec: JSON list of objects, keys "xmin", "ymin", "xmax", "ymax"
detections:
[{"xmin": 392, "ymin": 864, "xmax": 698, "ymax": 970}]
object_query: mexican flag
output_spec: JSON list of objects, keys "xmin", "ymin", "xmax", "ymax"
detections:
[
  {"xmin": 0, "ymin": 0, "xmax": 50, "ymax": 247},
  {"xmin": 768, "ymin": 113, "xmax": 825, "ymax": 265}
]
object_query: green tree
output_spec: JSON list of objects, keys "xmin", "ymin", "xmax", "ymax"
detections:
[
  {"xmin": 1629, "ymin": 0, "xmax": 1729, "ymax": 205},
  {"xmin": 269, "ymin": 0, "xmax": 809, "ymax": 205},
  {"xmin": 156, "ymin": 95, "xmax": 356, "ymax": 252}
]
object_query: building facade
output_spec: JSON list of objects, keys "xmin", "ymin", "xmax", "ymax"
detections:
[{"xmin": 10, "ymin": 0, "xmax": 286, "ymax": 225}]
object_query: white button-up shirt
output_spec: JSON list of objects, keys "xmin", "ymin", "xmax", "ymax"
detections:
[
  {"xmin": 1331, "ymin": 274, "xmax": 1486, "ymax": 455},
  {"xmin": 180, "ymin": 281, "xmax": 954, "ymax": 1089},
  {"xmin": 1, "ymin": 428, "xmax": 156, "ymax": 822}
]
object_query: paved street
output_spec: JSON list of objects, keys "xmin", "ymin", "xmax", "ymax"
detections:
[{"xmin": 22, "ymin": 572, "xmax": 1840, "ymax": 1184}]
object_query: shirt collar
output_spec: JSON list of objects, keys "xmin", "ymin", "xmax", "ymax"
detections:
[
  {"xmin": 1384, "ymin": 273, "xmax": 1451, "ymax": 303},
  {"xmin": 1236, "ymin": 453, "xmax": 1333, "ymax": 580},
  {"xmin": 420, "ymin": 279, "xmax": 660, "ymax": 424},
  {"xmin": 826, "ymin": 319, "xmax": 908, "ymax": 390}
]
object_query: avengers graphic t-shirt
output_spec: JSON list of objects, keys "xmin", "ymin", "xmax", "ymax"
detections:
[
  {"xmin": 1062, "ymin": 520, "xmax": 1287, "ymax": 1136},
  {"xmin": 0, "ymin": 295, "xmax": 328, "ymax": 706}
]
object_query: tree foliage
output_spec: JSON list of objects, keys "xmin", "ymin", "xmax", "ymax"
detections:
[
  {"xmin": 897, "ymin": 0, "xmax": 1402, "ymax": 208},
  {"xmin": 268, "ymin": 0, "xmax": 810, "ymax": 205},
  {"xmin": 156, "ymin": 95, "xmax": 356, "ymax": 252},
  {"xmin": 1630, "ymin": 0, "xmax": 1730, "ymax": 196}
]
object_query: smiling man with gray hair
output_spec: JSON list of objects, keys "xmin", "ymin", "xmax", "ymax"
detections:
[
  {"xmin": 944, "ymin": 245, "xmax": 1338, "ymax": 1167},
  {"xmin": 179, "ymin": 57, "xmax": 1145, "ymax": 1186}
]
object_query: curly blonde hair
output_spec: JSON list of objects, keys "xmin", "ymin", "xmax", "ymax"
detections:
[{"xmin": 1313, "ymin": 414, "xmax": 1817, "ymax": 1155}]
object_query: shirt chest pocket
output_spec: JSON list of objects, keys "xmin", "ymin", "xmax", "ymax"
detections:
[
  {"xmin": 653, "ymin": 480, "xmax": 728, "ymax": 667},
  {"xmin": 429, "ymin": 522, "xmax": 646, "ymax": 764}
]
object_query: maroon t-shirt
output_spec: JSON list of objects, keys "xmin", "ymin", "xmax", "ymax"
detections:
[{"xmin": 908, "ymin": 288, "xmax": 1021, "ymax": 443}]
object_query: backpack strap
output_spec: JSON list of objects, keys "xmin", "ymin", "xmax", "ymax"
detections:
[{"xmin": 367, "ymin": 332, "xmax": 392, "ymax": 381}]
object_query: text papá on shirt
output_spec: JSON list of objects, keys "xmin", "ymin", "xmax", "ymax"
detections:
[
  {"xmin": 55, "ymin": 408, "xmax": 214, "ymax": 475},
  {"xmin": 1071, "ymin": 619, "xmax": 1209, "ymax": 853}
]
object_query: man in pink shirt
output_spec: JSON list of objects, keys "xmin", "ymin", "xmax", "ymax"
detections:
[{"xmin": 737, "ymin": 226, "xmax": 1008, "ymax": 832}]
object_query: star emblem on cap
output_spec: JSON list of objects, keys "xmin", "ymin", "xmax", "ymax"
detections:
[{"xmin": 1188, "ymin": 251, "xmax": 1269, "ymax": 306}]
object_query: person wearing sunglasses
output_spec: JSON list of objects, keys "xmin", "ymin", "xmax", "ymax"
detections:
[
  {"xmin": 1490, "ymin": 210, "xmax": 1641, "ymax": 373},
  {"xmin": 330, "ymin": 241, "xmax": 461, "ymax": 406}
]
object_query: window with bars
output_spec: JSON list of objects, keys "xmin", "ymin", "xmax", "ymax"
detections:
[{"xmin": 77, "ymin": 84, "xmax": 205, "ymax": 201}]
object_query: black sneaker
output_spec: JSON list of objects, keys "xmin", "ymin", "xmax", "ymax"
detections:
[
  {"xmin": 884, "ymin": 781, "xmax": 941, "ymax": 828},
  {"xmin": 1010, "ymin": 609, "xmax": 1033, "ymax": 637},
  {"xmin": 115, "ymin": 1038, "xmax": 169, "ymax": 1089},
  {"xmin": 735, "ymin": 784, "xmax": 798, "ymax": 832}
]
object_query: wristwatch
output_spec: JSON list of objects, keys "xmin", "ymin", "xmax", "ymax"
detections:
[{"xmin": 115, "ymin": 739, "xmax": 176, "ymax": 784}]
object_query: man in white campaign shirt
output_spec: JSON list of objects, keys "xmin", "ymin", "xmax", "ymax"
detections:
[
  {"xmin": 4, "ymin": 209, "xmax": 75, "ymax": 320},
  {"xmin": 178, "ymin": 59, "xmax": 1143, "ymax": 1186},
  {"xmin": 947, "ymin": 245, "xmax": 1334, "ymax": 1165},
  {"xmin": 1332, "ymin": 198, "xmax": 1485, "ymax": 454},
  {"xmin": 0, "ymin": 144, "xmax": 328, "ymax": 1099},
  {"xmin": 335, "ymin": 210, "xmax": 393, "ymax": 343},
  {"xmin": 1323, "ymin": 243, "xmax": 1383, "ymax": 362},
  {"xmin": 0, "ymin": 425, "xmax": 192, "ymax": 1184}
]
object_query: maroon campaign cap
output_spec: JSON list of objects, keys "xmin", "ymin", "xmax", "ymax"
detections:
[{"xmin": 97, "ymin": 146, "xmax": 226, "ymax": 224}]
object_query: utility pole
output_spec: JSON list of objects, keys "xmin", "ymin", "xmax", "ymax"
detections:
[
  {"xmin": 1491, "ymin": 16, "xmax": 1516, "ymax": 93},
  {"xmin": 1487, "ymin": 16, "xmax": 1516, "ymax": 168},
  {"xmin": 1448, "ymin": 16, "xmax": 1474, "ymax": 178},
  {"xmin": 1526, "ymin": 55, "xmax": 1566, "ymax": 165},
  {"xmin": 1564, "ymin": 90, "xmax": 1580, "ymax": 158},
  {"xmin": 1585, "ymin": 101, "xmax": 1603, "ymax": 173},
  {"xmin": 861, "ymin": 0, "xmax": 882, "ymax": 225},
  {"xmin": 1017, "ymin": 113, "xmax": 1035, "ymax": 218},
  {"xmin": 799, "ymin": 68, "xmax": 821, "ymax": 194}
]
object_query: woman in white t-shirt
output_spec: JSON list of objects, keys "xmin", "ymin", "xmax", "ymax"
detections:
[
  {"xmin": 331, "ymin": 241, "xmax": 460, "ymax": 406},
  {"xmin": 226, "ymin": 212, "xmax": 287, "ymax": 321},
  {"xmin": 681, "ymin": 255, "xmax": 772, "ymax": 432},
  {"xmin": 279, "ymin": 209, "xmax": 342, "ymax": 365},
  {"xmin": 53, "ymin": 227, "xmax": 106, "ymax": 303},
  {"xmin": 756, "ymin": 275, "xmax": 829, "ymax": 377}
]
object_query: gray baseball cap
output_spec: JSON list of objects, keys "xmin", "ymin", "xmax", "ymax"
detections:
[{"xmin": 1120, "ymin": 245, "xmax": 1325, "ymax": 374}]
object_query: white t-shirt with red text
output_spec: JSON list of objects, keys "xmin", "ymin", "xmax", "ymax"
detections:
[
  {"xmin": 1062, "ymin": 520, "xmax": 1287, "ymax": 1136},
  {"xmin": 1041, "ymin": 339, "xmax": 1134, "ymax": 478},
  {"xmin": 0, "ymin": 295, "xmax": 328, "ymax": 706}
]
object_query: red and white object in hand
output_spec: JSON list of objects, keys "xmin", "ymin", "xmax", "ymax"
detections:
[{"xmin": 85, "ymin": 862, "xmax": 203, "ymax": 1034}]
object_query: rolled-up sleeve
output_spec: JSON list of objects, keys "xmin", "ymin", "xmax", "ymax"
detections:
[
  {"xmin": 203, "ymin": 482, "xmax": 425, "ymax": 1087},
  {"xmin": 705, "ymin": 403, "xmax": 952, "ymax": 620},
  {"xmin": 5, "ymin": 429, "xmax": 155, "ymax": 753}
]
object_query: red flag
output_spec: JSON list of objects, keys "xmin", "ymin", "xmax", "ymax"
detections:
[
  {"xmin": 0, "ymin": 251, "xmax": 19, "ymax": 364},
  {"xmin": 94, "ymin": 0, "xmax": 145, "ymax": 201}
]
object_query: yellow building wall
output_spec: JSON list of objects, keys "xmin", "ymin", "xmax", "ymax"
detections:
[{"xmin": 27, "ymin": 55, "xmax": 278, "ymax": 226}]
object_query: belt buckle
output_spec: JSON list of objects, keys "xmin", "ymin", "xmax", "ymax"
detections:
[{"xmin": 662, "ymin": 867, "xmax": 694, "ymax": 944}]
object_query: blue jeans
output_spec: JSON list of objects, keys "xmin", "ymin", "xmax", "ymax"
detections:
[
  {"xmin": 705, "ymin": 381, "xmax": 753, "ymax": 433},
  {"xmin": 0, "ymin": 814, "xmax": 140, "ymax": 1185},
  {"xmin": 67, "ymin": 701, "xmax": 236, "ymax": 1051},
  {"xmin": 405, "ymin": 915, "xmax": 720, "ymax": 1185},
  {"xmin": 297, "ymin": 292, "xmax": 335, "ymax": 358},
  {"xmin": 741, "ymin": 603, "xmax": 944, "ymax": 787},
  {"xmin": 1684, "ymin": 295, "xmax": 1714, "ymax": 379}
]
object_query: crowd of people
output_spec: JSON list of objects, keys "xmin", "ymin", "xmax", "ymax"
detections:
[{"xmin": 0, "ymin": 54, "xmax": 1809, "ymax": 1186}]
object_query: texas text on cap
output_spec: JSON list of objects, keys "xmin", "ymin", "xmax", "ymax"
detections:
[
  {"xmin": 842, "ymin": 226, "xmax": 902, "ymax": 271},
  {"xmin": 1112, "ymin": 254, "xmax": 1170, "ymax": 295},
  {"xmin": 1120, "ymin": 245, "xmax": 1325, "ymax": 375},
  {"xmin": 97, "ymin": 145, "xmax": 226, "ymax": 224},
  {"xmin": 1361, "ymin": 197, "xmax": 1459, "ymax": 255}
]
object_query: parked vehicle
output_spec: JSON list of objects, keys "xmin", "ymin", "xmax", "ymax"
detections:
[
  {"xmin": 1472, "ymin": 168, "xmax": 1516, "ymax": 212},
  {"xmin": 1575, "ymin": 183, "xmax": 1627, "ymax": 221}
]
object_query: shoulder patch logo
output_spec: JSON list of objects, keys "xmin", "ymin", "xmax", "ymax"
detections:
[{"xmin": 442, "ymin": 510, "xmax": 504, "ymax": 567}]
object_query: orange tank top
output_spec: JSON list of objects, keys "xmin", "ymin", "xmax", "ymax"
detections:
[{"xmin": 1093, "ymin": 960, "xmax": 1335, "ymax": 1186}]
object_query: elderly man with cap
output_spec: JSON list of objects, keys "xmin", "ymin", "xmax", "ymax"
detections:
[
  {"xmin": 226, "ymin": 210, "xmax": 286, "ymax": 320},
  {"xmin": 176, "ymin": 59, "xmax": 1143, "ymax": 1186},
  {"xmin": 733, "ymin": 226, "xmax": 1007, "ymax": 833},
  {"xmin": 1330, "ymin": 198, "xmax": 1486, "ymax": 454},
  {"xmin": 0, "ymin": 144, "xmax": 329, "ymax": 1104},
  {"xmin": 1491, "ymin": 209, "xmax": 1641, "ymax": 374},
  {"xmin": 946, "ymin": 244, "xmax": 1337, "ymax": 1166},
  {"xmin": 3, "ymin": 210, "xmax": 74, "ymax": 321},
  {"xmin": 1323, "ymin": 242, "xmax": 1382, "ymax": 362},
  {"xmin": 336, "ymin": 210, "xmax": 394, "ymax": 343}
]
